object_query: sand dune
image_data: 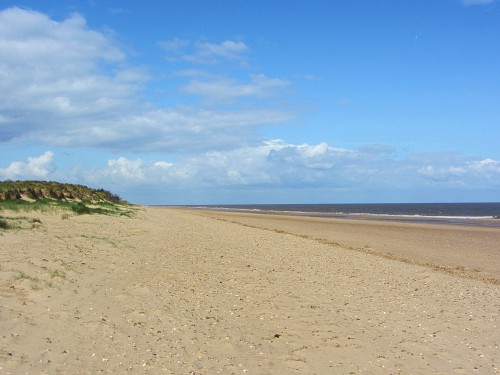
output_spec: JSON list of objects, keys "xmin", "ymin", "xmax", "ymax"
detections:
[{"xmin": 1, "ymin": 207, "xmax": 498, "ymax": 374}]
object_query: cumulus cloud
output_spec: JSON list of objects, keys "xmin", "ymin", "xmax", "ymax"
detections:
[
  {"xmin": 417, "ymin": 158, "xmax": 500, "ymax": 185},
  {"xmin": 103, "ymin": 157, "xmax": 179, "ymax": 183},
  {"xmin": 85, "ymin": 142, "xmax": 500, "ymax": 190},
  {"xmin": 86, "ymin": 156, "xmax": 189, "ymax": 187},
  {"xmin": 0, "ymin": 8, "xmax": 291, "ymax": 152},
  {"xmin": 0, "ymin": 7, "xmax": 146, "ymax": 143},
  {"xmin": 4, "ymin": 147, "xmax": 499, "ymax": 203},
  {"xmin": 0, "ymin": 151, "xmax": 55, "ymax": 180}
]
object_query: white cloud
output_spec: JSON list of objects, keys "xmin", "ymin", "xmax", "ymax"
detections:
[
  {"xmin": 112, "ymin": 107, "xmax": 292, "ymax": 152},
  {"xmin": 87, "ymin": 156, "xmax": 188, "ymax": 186},
  {"xmin": 14, "ymin": 105, "xmax": 291, "ymax": 152},
  {"xmin": 462, "ymin": 0, "xmax": 496, "ymax": 5},
  {"xmin": 416, "ymin": 156, "xmax": 500, "ymax": 187},
  {"xmin": 158, "ymin": 38, "xmax": 189, "ymax": 53},
  {"xmin": 106, "ymin": 157, "xmax": 147, "ymax": 181},
  {"xmin": 0, "ymin": 151, "xmax": 55, "ymax": 179},
  {"xmin": 160, "ymin": 39, "xmax": 249, "ymax": 65},
  {"xmin": 0, "ymin": 8, "xmax": 291, "ymax": 153},
  {"xmin": 467, "ymin": 158, "xmax": 500, "ymax": 172},
  {"xmin": 90, "ymin": 143, "xmax": 500, "ymax": 191},
  {"xmin": 180, "ymin": 74, "xmax": 289, "ymax": 104},
  {"xmin": 191, "ymin": 40, "xmax": 249, "ymax": 63},
  {"xmin": 0, "ymin": 7, "xmax": 146, "ymax": 143},
  {"xmin": 3, "ymin": 148, "xmax": 499, "ymax": 202},
  {"xmin": 2, "ymin": 8, "xmax": 497, "ymax": 203}
]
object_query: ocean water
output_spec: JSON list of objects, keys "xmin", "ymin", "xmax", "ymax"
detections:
[{"xmin": 191, "ymin": 203, "xmax": 500, "ymax": 227}]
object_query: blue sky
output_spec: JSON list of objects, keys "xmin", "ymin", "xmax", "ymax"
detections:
[{"xmin": 0, "ymin": 0, "xmax": 499, "ymax": 204}]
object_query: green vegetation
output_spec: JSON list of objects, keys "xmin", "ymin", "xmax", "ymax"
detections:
[
  {"xmin": 0, "ymin": 215, "xmax": 43, "ymax": 232},
  {"xmin": 49, "ymin": 269, "xmax": 66, "ymax": 279},
  {"xmin": 0, "ymin": 180, "xmax": 135, "ymax": 224},
  {"xmin": 0, "ymin": 218, "xmax": 9, "ymax": 229},
  {"xmin": 10, "ymin": 267, "xmax": 68, "ymax": 290},
  {"xmin": 0, "ymin": 180, "xmax": 125, "ymax": 203},
  {"xmin": 14, "ymin": 270, "xmax": 40, "ymax": 283}
]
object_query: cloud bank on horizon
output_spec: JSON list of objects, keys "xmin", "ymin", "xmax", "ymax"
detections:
[{"xmin": 0, "ymin": 3, "xmax": 499, "ymax": 204}]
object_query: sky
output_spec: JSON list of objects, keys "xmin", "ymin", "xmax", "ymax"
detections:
[{"xmin": 0, "ymin": 0, "xmax": 499, "ymax": 204}]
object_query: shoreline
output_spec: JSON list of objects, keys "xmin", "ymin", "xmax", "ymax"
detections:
[
  {"xmin": 176, "ymin": 205, "xmax": 500, "ymax": 228},
  {"xmin": 185, "ymin": 207, "xmax": 500, "ymax": 284}
]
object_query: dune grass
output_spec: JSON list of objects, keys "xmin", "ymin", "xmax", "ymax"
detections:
[
  {"xmin": 0, "ymin": 215, "xmax": 43, "ymax": 233},
  {"xmin": 0, "ymin": 198, "xmax": 134, "ymax": 216},
  {"xmin": 0, "ymin": 181, "xmax": 136, "ymax": 232}
]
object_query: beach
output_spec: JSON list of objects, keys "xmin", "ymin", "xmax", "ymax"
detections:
[{"xmin": 1, "ymin": 206, "xmax": 499, "ymax": 374}]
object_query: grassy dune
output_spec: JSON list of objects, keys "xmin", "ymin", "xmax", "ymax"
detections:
[{"xmin": 0, "ymin": 181, "xmax": 135, "ymax": 231}]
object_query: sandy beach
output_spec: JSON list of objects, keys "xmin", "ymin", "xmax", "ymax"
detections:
[{"xmin": 1, "ymin": 206, "xmax": 499, "ymax": 374}]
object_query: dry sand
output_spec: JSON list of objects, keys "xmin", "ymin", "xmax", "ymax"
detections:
[{"xmin": 0, "ymin": 206, "xmax": 498, "ymax": 374}]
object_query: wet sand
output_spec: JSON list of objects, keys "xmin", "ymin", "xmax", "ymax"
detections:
[
  {"xmin": 1, "ymin": 207, "xmax": 498, "ymax": 374},
  {"xmin": 193, "ymin": 209, "xmax": 500, "ymax": 283}
]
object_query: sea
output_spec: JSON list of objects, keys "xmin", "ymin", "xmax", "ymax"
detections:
[{"xmin": 189, "ymin": 202, "xmax": 500, "ymax": 227}]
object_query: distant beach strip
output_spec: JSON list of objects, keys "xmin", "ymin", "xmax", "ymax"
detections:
[{"xmin": 184, "ymin": 202, "xmax": 500, "ymax": 227}]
